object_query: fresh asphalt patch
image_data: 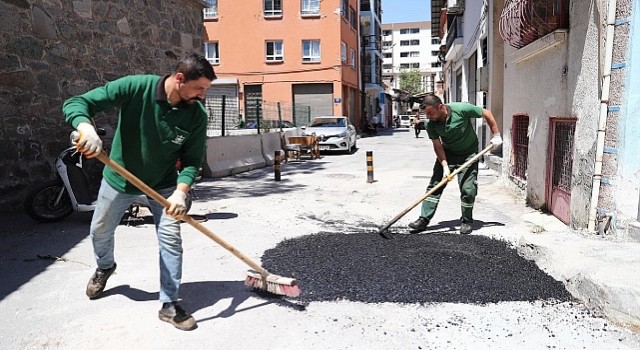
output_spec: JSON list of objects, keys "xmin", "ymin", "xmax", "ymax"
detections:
[{"xmin": 260, "ymin": 230, "xmax": 572, "ymax": 305}]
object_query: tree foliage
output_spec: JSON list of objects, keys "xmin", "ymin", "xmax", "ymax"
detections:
[{"xmin": 399, "ymin": 69, "xmax": 423, "ymax": 95}]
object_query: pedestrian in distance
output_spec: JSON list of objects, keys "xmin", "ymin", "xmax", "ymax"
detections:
[
  {"xmin": 408, "ymin": 94, "xmax": 502, "ymax": 235},
  {"xmin": 414, "ymin": 111, "xmax": 425, "ymax": 138},
  {"xmin": 371, "ymin": 114, "xmax": 379, "ymax": 135},
  {"xmin": 63, "ymin": 53, "xmax": 216, "ymax": 331}
]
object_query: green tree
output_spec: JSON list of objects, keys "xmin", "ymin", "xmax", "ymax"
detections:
[{"xmin": 399, "ymin": 69, "xmax": 423, "ymax": 95}]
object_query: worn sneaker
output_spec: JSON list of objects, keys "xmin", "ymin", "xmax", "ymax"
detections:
[
  {"xmin": 86, "ymin": 263, "xmax": 117, "ymax": 299},
  {"xmin": 408, "ymin": 217, "xmax": 429, "ymax": 232},
  {"xmin": 460, "ymin": 222, "xmax": 473, "ymax": 235},
  {"xmin": 159, "ymin": 302, "xmax": 197, "ymax": 331}
]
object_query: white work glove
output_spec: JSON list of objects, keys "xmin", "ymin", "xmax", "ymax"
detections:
[
  {"xmin": 442, "ymin": 162, "xmax": 452, "ymax": 181},
  {"xmin": 75, "ymin": 122, "xmax": 102, "ymax": 158},
  {"xmin": 490, "ymin": 133, "xmax": 503, "ymax": 150},
  {"xmin": 165, "ymin": 190, "xmax": 188, "ymax": 219}
]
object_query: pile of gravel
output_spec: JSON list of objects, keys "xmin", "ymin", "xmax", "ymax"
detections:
[{"xmin": 261, "ymin": 231, "xmax": 572, "ymax": 304}]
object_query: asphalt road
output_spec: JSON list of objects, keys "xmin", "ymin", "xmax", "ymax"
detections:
[{"xmin": 1, "ymin": 127, "xmax": 639, "ymax": 349}]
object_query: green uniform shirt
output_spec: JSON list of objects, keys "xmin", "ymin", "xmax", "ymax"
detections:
[
  {"xmin": 426, "ymin": 102, "xmax": 483, "ymax": 156},
  {"xmin": 63, "ymin": 75, "xmax": 207, "ymax": 194}
]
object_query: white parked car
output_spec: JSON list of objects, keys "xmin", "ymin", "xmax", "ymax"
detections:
[
  {"xmin": 302, "ymin": 116, "xmax": 357, "ymax": 154},
  {"xmin": 398, "ymin": 115, "xmax": 412, "ymax": 128}
]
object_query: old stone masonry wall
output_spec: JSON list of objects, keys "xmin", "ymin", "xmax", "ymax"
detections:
[{"xmin": 0, "ymin": 0, "xmax": 206, "ymax": 211}]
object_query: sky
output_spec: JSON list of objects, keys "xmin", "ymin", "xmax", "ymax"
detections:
[{"xmin": 381, "ymin": 0, "xmax": 431, "ymax": 24}]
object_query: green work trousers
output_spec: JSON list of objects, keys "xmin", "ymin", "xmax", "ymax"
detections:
[{"xmin": 420, "ymin": 152, "xmax": 479, "ymax": 223}]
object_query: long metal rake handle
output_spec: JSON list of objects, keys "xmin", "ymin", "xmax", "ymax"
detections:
[
  {"xmin": 379, "ymin": 145, "xmax": 493, "ymax": 232},
  {"xmin": 95, "ymin": 152, "xmax": 270, "ymax": 277}
]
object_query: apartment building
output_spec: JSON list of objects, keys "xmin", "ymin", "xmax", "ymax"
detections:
[
  {"xmin": 359, "ymin": 0, "xmax": 387, "ymax": 127},
  {"xmin": 202, "ymin": 0, "xmax": 361, "ymax": 129},
  {"xmin": 381, "ymin": 21, "xmax": 441, "ymax": 117}
]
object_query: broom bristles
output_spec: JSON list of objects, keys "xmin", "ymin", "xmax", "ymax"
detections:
[{"xmin": 245, "ymin": 270, "xmax": 301, "ymax": 298}]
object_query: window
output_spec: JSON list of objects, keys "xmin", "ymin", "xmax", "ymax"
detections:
[
  {"xmin": 264, "ymin": 0, "xmax": 282, "ymax": 17},
  {"xmin": 383, "ymin": 64, "xmax": 393, "ymax": 70},
  {"xmin": 432, "ymin": 50, "xmax": 439, "ymax": 56},
  {"xmin": 400, "ymin": 28, "xmax": 420, "ymax": 34},
  {"xmin": 383, "ymin": 52, "xmax": 392, "ymax": 58},
  {"xmin": 349, "ymin": 6, "xmax": 357, "ymax": 28},
  {"xmin": 512, "ymin": 114, "xmax": 529, "ymax": 180},
  {"xmin": 383, "ymin": 30, "xmax": 391, "ymax": 36},
  {"xmin": 399, "ymin": 40, "xmax": 419, "ymax": 46},
  {"xmin": 341, "ymin": 42, "xmax": 347, "ymax": 63},
  {"xmin": 400, "ymin": 52, "xmax": 409, "ymax": 57},
  {"xmin": 204, "ymin": 42, "xmax": 219, "ymax": 64},
  {"xmin": 302, "ymin": 40, "xmax": 321, "ymax": 62},
  {"xmin": 431, "ymin": 62, "xmax": 441, "ymax": 68},
  {"xmin": 266, "ymin": 40, "xmax": 284, "ymax": 62},
  {"xmin": 350, "ymin": 48, "xmax": 356, "ymax": 68},
  {"xmin": 341, "ymin": 0, "xmax": 348, "ymax": 18},
  {"xmin": 431, "ymin": 38, "xmax": 440, "ymax": 45},
  {"xmin": 203, "ymin": 0, "xmax": 218, "ymax": 19},
  {"xmin": 301, "ymin": 0, "xmax": 319, "ymax": 15},
  {"xmin": 410, "ymin": 39, "xmax": 420, "ymax": 45}
]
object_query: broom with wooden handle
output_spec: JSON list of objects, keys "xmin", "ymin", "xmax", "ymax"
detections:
[
  {"xmin": 378, "ymin": 145, "xmax": 493, "ymax": 239},
  {"xmin": 93, "ymin": 151, "xmax": 300, "ymax": 298}
]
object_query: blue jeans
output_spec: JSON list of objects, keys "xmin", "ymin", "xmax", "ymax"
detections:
[{"xmin": 90, "ymin": 179, "xmax": 183, "ymax": 303}]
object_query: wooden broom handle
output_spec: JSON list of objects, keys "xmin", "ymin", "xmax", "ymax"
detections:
[{"xmin": 95, "ymin": 152, "xmax": 270, "ymax": 276}]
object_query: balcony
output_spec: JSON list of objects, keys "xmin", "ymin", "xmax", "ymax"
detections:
[{"xmin": 444, "ymin": 16, "xmax": 463, "ymax": 61}]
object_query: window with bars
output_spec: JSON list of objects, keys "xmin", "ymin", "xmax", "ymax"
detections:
[
  {"xmin": 499, "ymin": 0, "xmax": 570, "ymax": 49},
  {"xmin": 551, "ymin": 120, "xmax": 575, "ymax": 193},
  {"xmin": 264, "ymin": 0, "xmax": 283, "ymax": 17},
  {"xmin": 511, "ymin": 114, "xmax": 529, "ymax": 180}
]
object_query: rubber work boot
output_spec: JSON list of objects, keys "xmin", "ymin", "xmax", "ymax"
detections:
[
  {"xmin": 460, "ymin": 222, "xmax": 473, "ymax": 235},
  {"xmin": 408, "ymin": 217, "xmax": 429, "ymax": 232},
  {"xmin": 159, "ymin": 302, "xmax": 197, "ymax": 331},
  {"xmin": 86, "ymin": 263, "xmax": 117, "ymax": 299}
]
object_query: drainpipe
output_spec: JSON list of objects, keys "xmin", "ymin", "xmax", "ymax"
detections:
[{"xmin": 588, "ymin": 0, "xmax": 617, "ymax": 232}]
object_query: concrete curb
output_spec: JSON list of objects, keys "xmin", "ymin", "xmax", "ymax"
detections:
[{"xmin": 516, "ymin": 224, "xmax": 640, "ymax": 329}]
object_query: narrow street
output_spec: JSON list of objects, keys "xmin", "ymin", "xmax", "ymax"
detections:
[{"xmin": 1, "ymin": 128, "xmax": 639, "ymax": 349}]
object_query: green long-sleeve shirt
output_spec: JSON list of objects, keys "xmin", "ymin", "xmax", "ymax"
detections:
[
  {"xmin": 63, "ymin": 75, "xmax": 207, "ymax": 194},
  {"xmin": 426, "ymin": 102, "xmax": 482, "ymax": 156}
]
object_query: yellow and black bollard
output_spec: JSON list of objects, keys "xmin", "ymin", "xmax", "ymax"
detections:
[
  {"xmin": 274, "ymin": 150, "xmax": 281, "ymax": 181},
  {"xmin": 366, "ymin": 151, "xmax": 374, "ymax": 183}
]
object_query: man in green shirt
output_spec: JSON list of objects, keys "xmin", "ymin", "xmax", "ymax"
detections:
[
  {"xmin": 63, "ymin": 53, "xmax": 216, "ymax": 331},
  {"xmin": 408, "ymin": 94, "xmax": 502, "ymax": 235}
]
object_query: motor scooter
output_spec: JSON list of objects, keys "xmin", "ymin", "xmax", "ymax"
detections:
[{"xmin": 24, "ymin": 129, "xmax": 196, "ymax": 223}]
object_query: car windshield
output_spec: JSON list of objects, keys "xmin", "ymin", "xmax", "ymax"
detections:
[{"xmin": 309, "ymin": 118, "xmax": 346, "ymax": 127}]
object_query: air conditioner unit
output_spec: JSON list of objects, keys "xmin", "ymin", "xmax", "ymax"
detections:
[{"xmin": 447, "ymin": 0, "xmax": 464, "ymax": 15}]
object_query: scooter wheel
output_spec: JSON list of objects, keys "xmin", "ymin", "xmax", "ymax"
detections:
[{"xmin": 24, "ymin": 179, "xmax": 74, "ymax": 223}]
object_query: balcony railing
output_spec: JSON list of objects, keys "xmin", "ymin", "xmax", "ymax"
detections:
[
  {"xmin": 499, "ymin": 0, "xmax": 570, "ymax": 49},
  {"xmin": 445, "ymin": 16, "xmax": 463, "ymax": 52}
]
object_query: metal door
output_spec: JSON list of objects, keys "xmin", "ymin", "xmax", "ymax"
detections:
[
  {"xmin": 546, "ymin": 118, "xmax": 576, "ymax": 224},
  {"xmin": 244, "ymin": 85, "xmax": 263, "ymax": 125}
]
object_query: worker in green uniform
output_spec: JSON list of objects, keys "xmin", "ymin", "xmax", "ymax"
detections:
[
  {"xmin": 63, "ymin": 53, "xmax": 216, "ymax": 331},
  {"xmin": 408, "ymin": 94, "xmax": 502, "ymax": 235}
]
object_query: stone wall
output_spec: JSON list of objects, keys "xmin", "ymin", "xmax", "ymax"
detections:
[{"xmin": 0, "ymin": 0, "xmax": 206, "ymax": 211}]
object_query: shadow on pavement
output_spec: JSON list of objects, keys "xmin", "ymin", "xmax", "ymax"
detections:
[{"xmin": 99, "ymin": 280, "xmax": 304, "ymax": 324}]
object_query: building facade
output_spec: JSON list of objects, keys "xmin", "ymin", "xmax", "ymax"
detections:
[
  {"xmin": 0, "ymin": 0, "xmax": 207, "ymax": 211},
  {"xmin": 359, "ymin": 0, "xmax": 386, "ymax": 127},
  {"xmin": 202, "ymin": 0, "xmax": 361, "ymax": 130},
  {"xmin": 381, "ymin": 21, "xmax": 441, "ymax": 117},
  {"xmin": 432, "ymin": 0, "xmax": 640, "ymax": 237}
]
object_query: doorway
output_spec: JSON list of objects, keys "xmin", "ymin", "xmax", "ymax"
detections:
[{"xmin": 546, "ymin": 118, "xmax": 576, "ymax": 224}]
